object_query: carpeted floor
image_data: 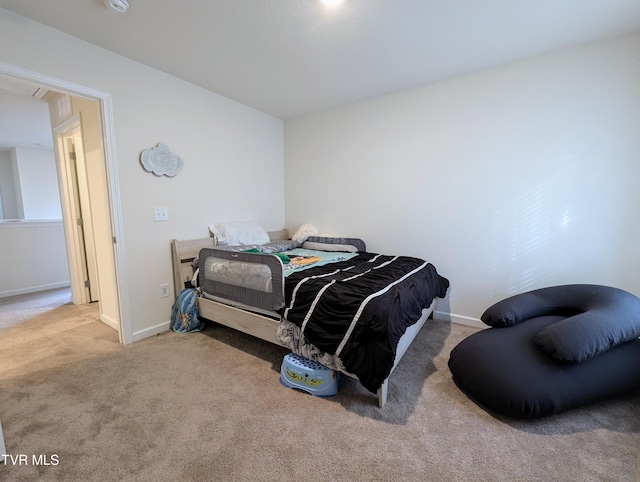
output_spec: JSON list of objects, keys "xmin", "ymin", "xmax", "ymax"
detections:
[
  {"xmin": 1, "ymin": 299, "xmax": 639, "ymax": 481},
  {"xmin": 0, "ymin": 287, "xmax": 71, "ymax": 329}
]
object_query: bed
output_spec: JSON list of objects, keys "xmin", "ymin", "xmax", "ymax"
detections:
[{"xmin": 171, "ymin": 228, "xmax": 450, "ymax": 407}]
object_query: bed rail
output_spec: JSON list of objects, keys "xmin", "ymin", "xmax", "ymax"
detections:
[{"xmin": 171, "ymin": 229, "xmax": 289, "ymax": 298}]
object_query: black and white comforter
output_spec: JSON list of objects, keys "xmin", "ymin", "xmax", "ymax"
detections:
[{"xmin": 279, "ymin": 252, "xmax": 450, "ymax": 392}]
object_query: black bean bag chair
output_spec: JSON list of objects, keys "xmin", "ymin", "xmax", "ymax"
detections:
[{"xmin": 448, "ymin": 284, "xmax": 640, "ymax": 418}]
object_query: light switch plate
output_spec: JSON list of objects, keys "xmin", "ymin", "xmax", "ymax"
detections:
[
  {"xmin": 160, "ymin": 283, "xmax": 170, "ymax": 298},
  {"xmin": 153, "ymin": 206, "xmax": 169, "ymax": 221}
]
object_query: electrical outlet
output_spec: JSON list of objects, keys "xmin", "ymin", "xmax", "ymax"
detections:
[
  {"xmin": 160, "ymin": 283, "xmax": 170, "ymax": 298},
  {"xmin": 153, "ymin": 206, "xmax": 169, "ymax": 222}
]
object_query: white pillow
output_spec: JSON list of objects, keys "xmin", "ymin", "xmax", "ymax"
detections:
[
  {"xmin": 291, "ymin": 224, "xmax": 318, "ymax": 243},
  {"xmin": 208, "ymin": 220, "xmax": 269, "ymax": 246}
]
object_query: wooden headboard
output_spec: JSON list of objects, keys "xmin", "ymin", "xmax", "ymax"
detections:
[{"xmin": 170, "ymin": 229, "xmax": 289, "ymax": 297}]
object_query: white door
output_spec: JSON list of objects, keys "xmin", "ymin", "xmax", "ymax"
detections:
[{"xmin": 55, "ymin": 116, "xmax": 99, "ymax": 304}]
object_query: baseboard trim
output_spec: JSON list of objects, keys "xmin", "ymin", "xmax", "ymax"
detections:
[
  {"xmin": 434, "ymin": 310, "xmax": 485, "ymax": 329},
  {"xmin": 132, "ymin": 320, "xmax": 170, "ymax": 342},
  {"xmin": 129, "ymin": 312, "xmax": 479, "ymax": 343},
  {"xmin": 100, "ymin": 314, "xmax": 119, "ymax": 332},
  {"xmin": 0, "ymin": 282, "xmax": 70, "ymax": 299}
]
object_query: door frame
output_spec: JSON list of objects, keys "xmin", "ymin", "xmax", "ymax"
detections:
[
  {"xmin": 54, "ymin": 115, "xmax": 99, "ymax": 305},
  {"xmin": 0, "ymin": 61, "xmax": 132, "ymax": 344}
]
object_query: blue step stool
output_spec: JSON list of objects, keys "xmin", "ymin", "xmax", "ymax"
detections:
[{"xmin": 280, "ymin": 353, "xmax": 340, "ymax": 397}]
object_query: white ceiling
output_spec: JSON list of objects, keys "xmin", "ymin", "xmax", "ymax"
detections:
[
  {"xmin": 1, "ymin": 0, "xmax": 640, "ymax": 121},
  {"xmin": 0, "ymin": 79, "xmax": 53, "ymax": 150}
]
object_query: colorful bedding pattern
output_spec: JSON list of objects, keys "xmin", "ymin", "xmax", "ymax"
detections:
[{"xmin": 281, "ymin": 248, "xmax": 357, "ymax": 275}]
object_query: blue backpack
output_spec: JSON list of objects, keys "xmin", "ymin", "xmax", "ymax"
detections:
[{"xmin": 171, "ymin": 288, "xmax": 204, "ymax": 333}]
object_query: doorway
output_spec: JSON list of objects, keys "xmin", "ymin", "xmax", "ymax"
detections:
[
  {"xmin": 55, "ymin": 115, "xmax": 99, "ymax": 304},
  {"xmin": 0, "ymin": 61, "xmax": 131, "ymax": 344}
]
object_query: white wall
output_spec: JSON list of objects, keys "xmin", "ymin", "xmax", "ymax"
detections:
[
  {"xmin": 0, "ymin": 8, "xmax": 285, "ymax": 339},
  {"xmin": 284, "ymin": 33, "xmax": 640, "ymax": 326},
  {"xmin": 0, "ymin": 221, "xmax": 69, "ymax": 297},
  {"xmin": 12, "ymin": 147, "xmax": 61, "ymax": 220}
]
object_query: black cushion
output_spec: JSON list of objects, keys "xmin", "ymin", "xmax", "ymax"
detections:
[
  {"xmin": 449, "ymin": 315, "xmax": 640, "ymax": 418},
  {"xmin": 481, "ymin": 285, "xmax": 640, "ymax": 363},
  {"xmin": 450, "ymin": 285, "xmax": 640, "ymax": 418}
]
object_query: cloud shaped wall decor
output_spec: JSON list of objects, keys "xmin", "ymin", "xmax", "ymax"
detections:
[{"xmin": 140, "ymin": 143, "xmax": 184, "ymax": 177}]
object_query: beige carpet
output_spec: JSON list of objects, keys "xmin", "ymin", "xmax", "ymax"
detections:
[
  {"xmin": 1, "ymin": 300, "xmax": 639, "ymax": 481},
  {"xmin": 0, "ymin": 287, "xmax": 71, "ymax": 329}
]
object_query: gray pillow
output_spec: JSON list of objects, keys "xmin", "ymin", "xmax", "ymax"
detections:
[
  {"xmin": 482, "ymin": 284, "xmax": 640, "ymax": 363},
  {"xmin": 534, "ymin": 287, "xmax": 640, "ymax": 363}
]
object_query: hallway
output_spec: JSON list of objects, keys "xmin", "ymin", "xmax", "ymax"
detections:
[{"xmin": 0, "ymin": 287, "xmax": 72, "ymax": 329}]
